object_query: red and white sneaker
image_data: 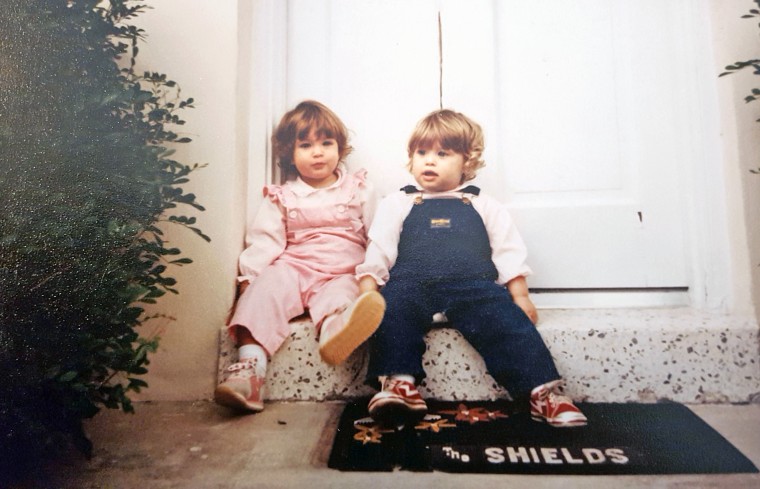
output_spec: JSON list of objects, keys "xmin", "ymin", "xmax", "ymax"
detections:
[
  {"xmin": 530, "ymin": 380, "xmax": 587, "ymax": 428},
  {"xmin": 214, "ymin": 359, "xmax": 266, "ymax": 412},
  {"xmin": 319, "ymin": 291, "xmax": 385, "ymax": 366},
  {"xmin": 368, "ymin": 377, "xmax": 428, "ymax": 427}
]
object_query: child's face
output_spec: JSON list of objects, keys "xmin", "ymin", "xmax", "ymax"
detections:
[
  {"xmin": 293, "ymin": 130, "xmax": 340, "ymax": 188},
  {"xmin": 411, "ymin": 143, "xmax": 466, "ymax": 192}
]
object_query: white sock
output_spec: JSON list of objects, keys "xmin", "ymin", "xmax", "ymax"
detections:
[{"xmin": 238, "ymin": 344, "xmax": 268, "ymax": 370}]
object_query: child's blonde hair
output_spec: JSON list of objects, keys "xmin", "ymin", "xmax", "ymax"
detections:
[
  {"xmin": 272, "ymin": 100, "xmax": 352, "ymax": 180},
  {"xmin": 407, "ymin": 109, "xmax": 485, "ymax": 182}
]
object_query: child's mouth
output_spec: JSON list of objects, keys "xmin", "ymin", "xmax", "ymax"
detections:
[{"xmin": 422, "ymin": 170, "xmax": 438, "ymax": 177}]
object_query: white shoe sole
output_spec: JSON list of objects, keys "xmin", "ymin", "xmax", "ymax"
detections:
[
  {"xmin": 531, "ymin": 414, "xmax": 587, "ymax": 428},
  {"xmin": 368, "ymin": 395, "xmax": 428, "ymax": 427},
  {"xmin": 214, "ymin": 384, "xmax": 264, "ymax": 412}
]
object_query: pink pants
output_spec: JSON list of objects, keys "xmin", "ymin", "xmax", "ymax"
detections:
[{"xmin": 227, "ymin": 259, "xmax": 359, "ymax": 356}]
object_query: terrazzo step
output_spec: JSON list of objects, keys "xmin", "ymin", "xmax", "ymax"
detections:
[{"xmin": 217, "ymin": 308, "xmax": 760, "ymax": 404}]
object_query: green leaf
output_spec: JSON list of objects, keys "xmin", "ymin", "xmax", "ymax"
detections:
[
  {"xmin": 59, "ymin": 371, "xmax": 78, "ymax": 382},
  {"xmin": 170, "ymin": 258, "xmax": 193, "ymax": 265},
  {"xmin": 190, "ymin": 227, "xmax": 212, "ymax": 242}
]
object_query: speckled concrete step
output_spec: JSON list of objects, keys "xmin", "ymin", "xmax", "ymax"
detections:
[{"xmin": 217, "ymin": 308, "xmax": 760, "ymax": 404}]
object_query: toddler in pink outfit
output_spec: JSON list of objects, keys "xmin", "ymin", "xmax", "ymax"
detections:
[{"xmin": 214, "ymin": 100, "xmax": 385, "ymax": 413}]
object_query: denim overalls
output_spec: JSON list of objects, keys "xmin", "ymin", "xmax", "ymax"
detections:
[{"xmin": 366, "ymin": 186, "xmax": 560, "ymax": 397}]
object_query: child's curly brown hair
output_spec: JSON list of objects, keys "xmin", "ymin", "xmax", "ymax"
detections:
[
  {"xmin": 272, "ymin": 100, "xmax": 352, "ymax": 180},
  {"xmin": 406, "ymin": 109, "xmax": 485, "ymax": 183}
]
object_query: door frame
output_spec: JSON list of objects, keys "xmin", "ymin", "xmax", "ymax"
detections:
[{"xmin": 240, "ymin": 0, "xmax": 734, "ymax": 311}]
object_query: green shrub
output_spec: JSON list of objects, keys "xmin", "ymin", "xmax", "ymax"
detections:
[{"xmin": 0, "ymin": 0, "xmax": 208, "ymax": 480}]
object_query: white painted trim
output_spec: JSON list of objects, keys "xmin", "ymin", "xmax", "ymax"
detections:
[
  {"xmin": 532, "ymin": 291, "xmax": 690, "ymax": 310},
  {"xmin": 244, "ymin": 0, "xmax": 288, "ymax": 214},
  {"xmin": 677, "ymin": 0, "xmax": 735, "ymax": 313}
]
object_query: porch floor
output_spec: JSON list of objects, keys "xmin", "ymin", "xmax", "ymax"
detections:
[{"xmin": 33, "ymin": 400, "xmax": 760, "ymax": 488}]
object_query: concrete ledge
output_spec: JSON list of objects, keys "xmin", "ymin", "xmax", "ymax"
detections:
[{"xmin": 218, "ymin": 308, "xmax": 760, "ymax": 403}]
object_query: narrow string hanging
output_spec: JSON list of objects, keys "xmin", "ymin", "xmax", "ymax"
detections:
[{"xmin": 438, "ymin": 10, "xmax": 443, "ymax": 110}]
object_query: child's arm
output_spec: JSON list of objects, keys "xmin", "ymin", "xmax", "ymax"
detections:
[
  {"xmin": 473, "ymin": 194, "xmax": 536, "ymax": 323},
  {"xmin": 507, "ymin": 275, "xmax": 538, "ymax": 324},
  {"xmin": 355, "ymin": 169, "xmax": 378, "ymax": 237},
  {"xmin": 238, "ymin": 191, "xmax": 287, "ymax": 285},
  {"xmin": 356, "ymin": 192, "xmax": 408, "ymax": 288},
  {"xmin": 238, "ymin": 280, "xmax": 250, "ymax": 296},
  {"xmin": 477, "ymin": 195, "xmax": 532, "ymax": 284},
  {"xmin": 356, "ymin": 179, "xmax": 378, "ymax": 293}
]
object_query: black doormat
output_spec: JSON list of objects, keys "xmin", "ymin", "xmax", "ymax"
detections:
[{"xmin": 328, "ymin": 399, "xmax": 758, "ymax": 475}]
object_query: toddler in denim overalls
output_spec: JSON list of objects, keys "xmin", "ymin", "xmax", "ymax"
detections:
[{"xmin": 356, "ymin": 109, "xmax": 587, "ymax": 428}]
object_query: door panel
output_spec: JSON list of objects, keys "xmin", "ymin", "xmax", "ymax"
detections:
[
  {"xmin": 283, "ymin": 0, "xmax": 691, "ymax": 293},
  {"xmin": 288, "ymin": 0, "xmax": 441, "ymax": 190},
  {"xmin": 440, "ymin": 0, "xmax": 689, "ymax": 288}
]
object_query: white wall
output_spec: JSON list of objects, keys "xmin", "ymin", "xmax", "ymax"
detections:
[
  {"xmin": 708, "ymin": 0, "xmax": 760, "ymax": 320},
  {"xmin": 133, "ymin": 1, "xmax": 243, "ymax": 400}
]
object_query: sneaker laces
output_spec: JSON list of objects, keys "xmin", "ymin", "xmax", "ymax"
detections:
[
  {"xmin": 534, "ymin": 380, "xmax": 568, "ymax": 403},
  {"xmin": 226, "ymin": 359, "xmax": 263, "ymax": 378},
  {"xmin": 383, "ymin": 376, "xmax": 414, "ymax": 392},
  {"xmin": 535, "ymin": 381, "xmax": 584, "ymax": 419},
  {"xmin": 545, "ymin": 390, "xmax": 573, "ymax": 407}
]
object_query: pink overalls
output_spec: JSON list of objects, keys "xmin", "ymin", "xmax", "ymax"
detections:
[{"xmin": 228, "ymin": 168, "xmax": 375, "ymax": 356}]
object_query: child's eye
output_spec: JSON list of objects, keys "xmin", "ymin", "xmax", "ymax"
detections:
[
  {"xmin": 322, "ymin": 140, "xmax": 335, "ymax": 146},
  {"xmin": 298, "ymin": 142, "xmax": 311, "ymax": 149},
  {"xmin": 416, "ymin": 149, "xmax": 427, "ymax": 156},
  {"xmin": 438, "ymin": 151, "xmax": 448, "ymax": 157}
]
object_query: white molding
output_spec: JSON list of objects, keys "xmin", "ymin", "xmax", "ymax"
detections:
[
  {"xmin": 532, "ymin": 291, "xmax": 690, "ymax": 310},
  {"xmin": 678, "ymin": 0, "xmax": 735, "ymax": 312},
  {"xmin": 244, "ymin": 0, "xmax": 288, "ymax": 213}
]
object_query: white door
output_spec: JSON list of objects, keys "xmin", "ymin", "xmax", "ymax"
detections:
[{"xmin": 271, "ymin": 0, "xmax": 703, "ymax": 306}]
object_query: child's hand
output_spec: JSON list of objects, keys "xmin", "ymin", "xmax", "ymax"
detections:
[
  {"xmin": 514, "ymin": 296, "xmax": 538, "ymax": 325},
  {"xmin": 506, "ymin": 276, "xmax": 538, "ymax": 325},
  {"xmin": 227, "ymin": 280, "xmax": 251, "ymax": 323}
]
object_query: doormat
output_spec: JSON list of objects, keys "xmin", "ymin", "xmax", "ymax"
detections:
[{"xmin": 328, "ymin": 399, "xmax": 758, "ymax": 475}]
